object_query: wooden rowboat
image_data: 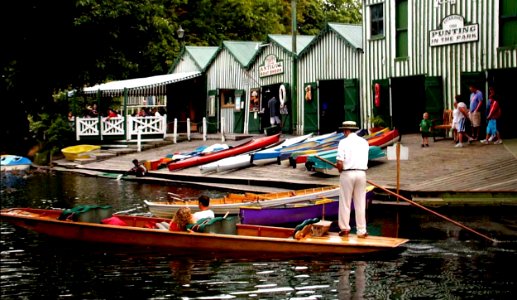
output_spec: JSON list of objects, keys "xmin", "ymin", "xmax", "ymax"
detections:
[
  {"xmin": 239, "ymin": 185, "xmax": 375, "ymax": 226},
  {"xmin": 0, "ymin": 208, "xmax": 408, "ymax": 257},
  {"xmin": 145, "ymin": 186, "xmax": 341, "ymax": 217}
]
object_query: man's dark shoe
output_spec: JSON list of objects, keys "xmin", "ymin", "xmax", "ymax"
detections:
[{"xmin": 338, "ymin": 230, "xmax": 350, "ymax": 237}]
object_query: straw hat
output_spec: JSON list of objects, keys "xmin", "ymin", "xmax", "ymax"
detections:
[{"xmin": 339, "ymin": 121, "xmax": 359, "ymax": 130}]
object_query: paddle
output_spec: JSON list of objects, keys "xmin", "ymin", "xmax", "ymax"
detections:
[{"xmin": 314, "ymin": 155, "xmax": 498, "ymax": 243}]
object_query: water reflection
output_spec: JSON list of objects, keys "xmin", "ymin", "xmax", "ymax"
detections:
[{"xmin": 337, "ymin": 261, "xmax": 366, "ymax": 299}]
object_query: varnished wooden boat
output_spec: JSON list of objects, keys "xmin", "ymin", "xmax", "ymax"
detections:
[
  {"xmin": 145, "ymin": 186, "xmax": 341, "ymax": 217},
  {"xmin": 0, "ymin": 208, "xmax": 408, "ymax": 257}
]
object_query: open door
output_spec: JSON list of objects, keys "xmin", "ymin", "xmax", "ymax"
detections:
[
  {"xmin": 344, "ymin": 79, "xmax": 360, "ymax": 124},
  {"xmin": 207, "ymin": 90, "xmax": 218, "ymax": 133},
  {"xmin": 371, "ymin": 79, "xmax": 390, "ymax": 128},
  {"xmin": 233, "ymin": 90, "xmax": 245, "ymax": 133},
  {"xmin": 424, "ymin": 76, "xmax": 444, "ymax": 122},
  {"xmin": 303, "ymin": 82, "xmax": 318, "ymax": 134}
]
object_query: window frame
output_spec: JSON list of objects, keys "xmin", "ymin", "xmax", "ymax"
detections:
[
  {"xmin": 499, "ymin": 0, "xmax": 517, "ymax": 48},
  {"xmin": 395, "ymin": 0, "xmax": 409, "ymax": 58},
  {"xmin": 370, "ymin": 3, "xmax": 385, "ymax": 39}
]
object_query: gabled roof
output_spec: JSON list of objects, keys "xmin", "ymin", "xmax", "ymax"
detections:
[
  {"xmin": 298, "ymin": 23, "xmax": 363, "ymax": 58},
  {"xmin": 169, "ymin": 46, "xmax": 220, "ymax": 73},
  {"xmin": 223, "ymin": 41, "xmax": 262, "ymax": 69},
  {"xmin": 328, "ymin": 23, "xmax": 362, "ymax": 49},
  {"xmin": 185, "ymin": 46, "xmax": 220, "ymax": 70},
  {"xmin": 267, "ymin": 34, "xmax": 316, "ymax": 55}
]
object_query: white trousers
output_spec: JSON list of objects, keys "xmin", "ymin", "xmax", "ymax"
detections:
[{"xmin": 338, "ymin": 170, "xmax": 367, "ymax": 235}]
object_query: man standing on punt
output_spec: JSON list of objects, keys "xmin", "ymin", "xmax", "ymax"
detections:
[{"xmin": 336, "ymin": 121, "xmax": 369, "ymax": 238}]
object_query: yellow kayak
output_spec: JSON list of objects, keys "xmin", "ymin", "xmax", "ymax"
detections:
[{"xmin": 61, "ymin": 145, "xmax": 100, "ymax": 161}]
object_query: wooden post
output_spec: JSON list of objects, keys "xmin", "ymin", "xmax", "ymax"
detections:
[
  {"xmin": 173, "ymin": 118, "xmax": 178, "ymax": 144},
  {"xmin": 203, "ymin": 117, "xmax": 207, "ymax": 141},
  {"xmin": 396, "ymin": 143, "xmax": 400, "ymax": 202},
  {"xmin": 187, "ymin": 118, "xmax": 191, "ymax": 141}
]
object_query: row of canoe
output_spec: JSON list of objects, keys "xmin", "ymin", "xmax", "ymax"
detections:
[{"xmin": 158, "ymin": 128, "xmax": 399, "ymax": 174}]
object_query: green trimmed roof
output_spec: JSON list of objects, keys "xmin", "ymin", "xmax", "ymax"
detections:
[
  {"xmin": 268, "ymin": 34, "xmax": 316, "ymax": 55},
  {"xmin": 223, "ymin": 41, "xmax": 261, "ymax": 68},
  {"xmin": 328, "ymin": 23, "xmax": 363, "ymax": 49},
  {"xmin": 185, "ymin": 46, "xmax": 220, "ymax": 70}
]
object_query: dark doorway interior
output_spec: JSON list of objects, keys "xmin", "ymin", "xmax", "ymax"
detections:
[
  {"xmin": 167, "ymin": 76, "xmax": 206, "ymax": 132},
  {"xmin": 319, "ymin": 80, "xmax": 345, "ymax": 134},
  {"xmin": 488, "ymin": 68, "xmax": 517, "ymax": 138},
  {"xmin": 390, "ymin": 76, "xmax": 426, "ymax": 134},
  {"xmin": 260, "ymin": 84, "xmax": 281, "ymax": 131}
]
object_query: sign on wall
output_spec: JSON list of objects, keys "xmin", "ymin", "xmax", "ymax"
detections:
[
  {"xmin": 259, "ymin": 55, "xmax": 284, "ymax": 77},
  {"xmin": 430, "ymin": 15, "xmax": 479, "ymax": 47}
]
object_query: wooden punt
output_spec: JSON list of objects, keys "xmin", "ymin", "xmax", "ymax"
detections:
[
  {"xmin": 144, "ymin": 186, "xmax": 341, "ymax": 217},
  {"xmin": 0, "ymin": 208, "xmax": 408, "ymax": 257}
]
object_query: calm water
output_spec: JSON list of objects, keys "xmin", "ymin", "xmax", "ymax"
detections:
[{"xmin": 1, "ymin": 171, "xmax": 516, "ymax": 299}]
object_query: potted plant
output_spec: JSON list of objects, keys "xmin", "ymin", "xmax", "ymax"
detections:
[{"xmin": 368, "ymin": 115, "xmax": 386, "ymax": 133}]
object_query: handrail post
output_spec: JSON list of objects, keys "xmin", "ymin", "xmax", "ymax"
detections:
[
  {"xmin": 187, "ymin": 118, "xmax": 191, "ymax": 141},
  {"xmin": 203, "ymin": 117, "xmax": 207, "ymax": 141},
  {"xmin": 137, "ymin": 126, "xmax": 142, "ymax": 152},
  {"xmin": 221, "ymin": 117, "xmax": 225, "ymax": 142},
  {"xmin": 173, "ymin": 118, "xmax": 178, "ymax": 144}
]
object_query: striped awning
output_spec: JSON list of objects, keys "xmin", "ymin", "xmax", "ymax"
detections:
[{"xmin": 82, "ymin": 71, "xmax": 202, "ymax": 96}]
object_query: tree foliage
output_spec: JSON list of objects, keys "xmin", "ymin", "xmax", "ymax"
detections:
[{"xmin": 1, "ymin": 0, "xmax": 361, "ymax": 157}]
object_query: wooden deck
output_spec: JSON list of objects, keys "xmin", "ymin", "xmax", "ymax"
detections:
[{"xmin": 54, "ymin": 133, "xmax": 517, "ymax": 196}]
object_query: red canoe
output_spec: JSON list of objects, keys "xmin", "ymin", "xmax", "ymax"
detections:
[
  {"xmin": 168, "ymin": 134, "xmax": 281, "ymax": 171},
  {"xmin": 367, "ymin": 129, "xmax": 400, "ymax": 148}
]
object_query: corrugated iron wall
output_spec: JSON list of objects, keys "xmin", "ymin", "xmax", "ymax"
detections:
[
  {"xmin": 298, "ymin": 30, "xmax": 363, "ymax": 129},
  {"xmin": 362, "ymin": 0, "xmax": 517, "ymax": 117},
  {"xmin": 172, "ymin": 54, "xmax": 201, "ymax": 73},
  {"xmin": 206, "ymin": 49, "xmax": 251, "ymax": 133}
]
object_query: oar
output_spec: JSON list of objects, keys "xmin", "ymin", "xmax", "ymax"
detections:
[{"xmin": 313, "ymin": 155, "xmax": 498, "ymax": 243}]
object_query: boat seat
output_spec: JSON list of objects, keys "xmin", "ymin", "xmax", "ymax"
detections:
[
  {"xmin": 187, "ymin": 216, "xmax": 239, "ymax": 234},
  {"xmin": 432, "ymin": 109, "xmax": 453, "ymax": 141}
]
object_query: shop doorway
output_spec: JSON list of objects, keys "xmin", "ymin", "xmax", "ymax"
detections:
[
  {"xmin": 260, "ymin": 83, "xmax": 282, "ymax": 131},
  {"xmin": 488, "ymin": 68, "xmax": 517, "ymax": 138},
  {"xmin": 390, "ymin": 76, "xmax": 426, "ymax": 134},
  {"xmin": 319, "ymin": 80, "xmax": 345, "ymax": 134}
]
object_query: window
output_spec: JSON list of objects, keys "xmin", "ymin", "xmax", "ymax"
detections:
[
  {"xmin": 370, "ymin": 3, "xmax": 384, "ymax": 38},
  {"xmin": 396, "ymin": 0, "xmax": 408, "ymax": 57},
  {"xmin": 220, "ymin": 89, "xmax": 235, "ymax": 108},
  {"xmin": 500, "ymin": 0, "xmax": 517, "ymax": 47}
]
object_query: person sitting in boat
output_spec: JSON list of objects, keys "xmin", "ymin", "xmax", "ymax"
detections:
[
  {"xmin": 192, "ymin": 195, "xmax": 215, "ymax": 221},
  {"xmin": 127, "ymin": 159, "xmax": 147, "ymax": 177},
  {"xmin": 169, "ymin": 207, "xmax": 195, "ymax": 231}
]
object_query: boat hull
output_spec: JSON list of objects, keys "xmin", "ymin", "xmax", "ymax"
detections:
[
  {"xmin": 1, "ymin": 155, "xmax": 32, "ymax": 171},
  {"xmin": 0, "ymin": 208, "xmax": 408, "ymax": 257},
  {"xmin": 240, "ymin": 187, "xmax": 374, "ymax": 226},
  {"xmin": 61, "ymin": 145, "xmax": 101, "ymax": 161},
  {"xmin": 145, "ymin": 186, "xmax": 341, "ymax": 217},
  {"xmin": 168, "ymin": 134, "xmax": 280, "ymax": 171}
]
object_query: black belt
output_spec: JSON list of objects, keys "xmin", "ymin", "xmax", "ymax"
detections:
[{"xmin": 342, "ymin": 169, "xmax": 366, "ymax": 172}]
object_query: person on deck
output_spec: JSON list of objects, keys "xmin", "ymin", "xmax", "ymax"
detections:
[
  {"xmin": 336, "ymin": 121, "xmax": 369, "ymax": 238},
  {"xmin": 192, "ymin": 195, "xmax": 215, "ymax": 221},
  {"xmin": 468, "ymin": 84, "xmax": 483, "ymax": 141},
  {"xmin": 168, "ymin": 207, "xmax": 195, "ymax": 232}
]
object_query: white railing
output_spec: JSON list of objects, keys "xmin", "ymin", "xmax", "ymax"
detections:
[
  {"xmin": 75, "ymin": 115, "xmax": 167, "ymax": 141},
  {"xmin": 76, "ymin": 118, "xmax": 99, "ymax": 140},
  {"xmin": 127, "ymin": 115, "xmax": 167, "ymax": 140},
  {"xmin": 101, "ymin": 117, "xmax": 125, "ymax": 136}
]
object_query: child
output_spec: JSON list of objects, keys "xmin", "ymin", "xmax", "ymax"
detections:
[{"xmin": 419, "ymin": 112, "xmax": 433, "ymax": 147}]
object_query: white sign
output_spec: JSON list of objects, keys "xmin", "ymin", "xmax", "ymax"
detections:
[
  {"xmin": 387, "ymin": 144, "xmax": 409, "ymax": 160},
  {"xmin": 430, "ymin": 15, "xmax": 479, "ymax": 47},
  {"xmin": 259, "ymin": 55, "xmax": 284, "ymax": 77},
  {"xmin": 434, "ymin": 0, "xmax": 456, "ymax": 8}
]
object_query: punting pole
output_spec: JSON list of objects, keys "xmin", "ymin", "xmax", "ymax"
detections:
[{"xmin": 313, "ymin": 155, "xmax": 498, "ymax": 243}]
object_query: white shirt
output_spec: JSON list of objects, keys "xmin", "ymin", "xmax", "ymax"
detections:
[
  {"xmin": 336, "ymin": 132, "xmax": 369, "ymax": 170},
  {"xmin": 193, "ymin": 209, "xmax": 215, "ymax": 221}
]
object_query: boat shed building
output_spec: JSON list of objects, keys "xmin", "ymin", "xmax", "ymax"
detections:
[
  {"xmin": 297, "ymin": 23, "xmax": 364, "ymax": 134},
  {"xmin": 361, "ymin": 0, "xmax": 517, "ymax": 137}
]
